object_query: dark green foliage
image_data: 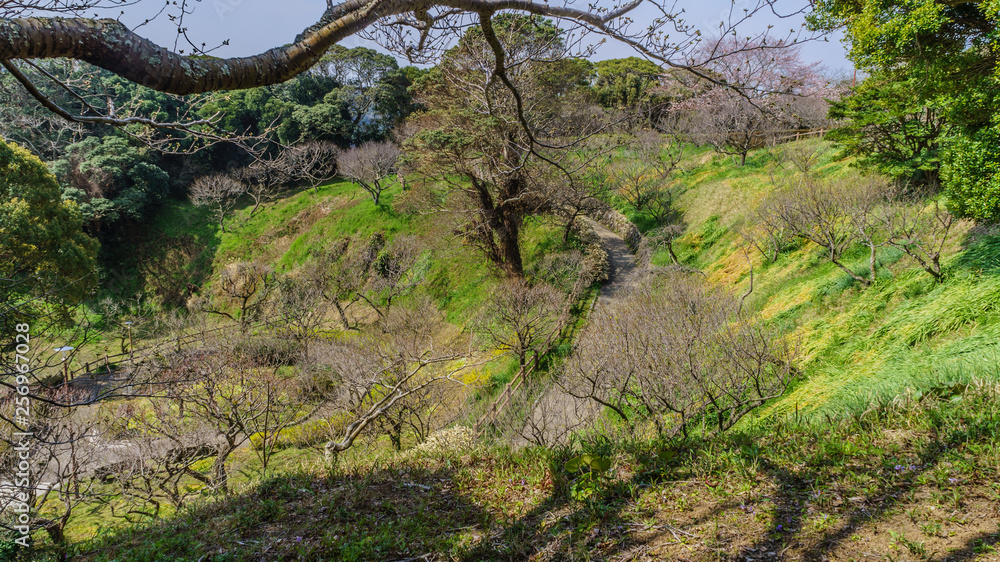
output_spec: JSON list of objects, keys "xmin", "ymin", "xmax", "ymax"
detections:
[
  {"xmin": 51, "ymin": 136, "xmax": 170, "ymax": 231},
  {"xmin": 812, "ymin": 0, "xmax": 1000, "ymax": 220},
  {"xmin": 826, "ymin": 75, "xmax": 945, "ymax": 187},
  {"xmin": 0, "ymin": 139, "xmax": 98, "ymax": 303},
  {"xmin": 941, "ymin": 126, "xmax": 1000, "ymax": 222}
]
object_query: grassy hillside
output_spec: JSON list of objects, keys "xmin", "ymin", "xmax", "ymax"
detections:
[{"xmin": 39, "ymin": 140, "xmax": 1000, "ymax": 560}]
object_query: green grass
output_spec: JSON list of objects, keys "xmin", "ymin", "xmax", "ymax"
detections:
[
  {"xmin": 614, "ymin": 140, "xmax": 1000, "ymax": 421},
  {"xmin": 33, "ymin": 138, "xmax": 1000, "ymax": 560},
  {"xmin": 61, "ymin": 377, "xmax": 1000, "ymax": 561}
]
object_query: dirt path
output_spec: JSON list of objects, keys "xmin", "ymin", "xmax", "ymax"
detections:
[
  {"xmin": 517, "ymin": 217, "xmax": 640, "ymax": 446},
  {"xmin": 582, "ymin": 217, "xmax": 639, "ymax": 308}
]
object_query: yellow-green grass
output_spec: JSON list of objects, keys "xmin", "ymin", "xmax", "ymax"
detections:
[{"xmin": 625, "ymin": 139, "xmax": 1000, "ymax": 421}]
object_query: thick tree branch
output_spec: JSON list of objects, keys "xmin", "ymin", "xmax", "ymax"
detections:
[{"xmin": 0, "ymin": 0, "xmax": 650, "ymax": 96}]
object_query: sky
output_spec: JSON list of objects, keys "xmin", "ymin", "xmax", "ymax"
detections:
[{"xmin": 99, "ymin": 0, "xmax": 852, "ymax": 75}]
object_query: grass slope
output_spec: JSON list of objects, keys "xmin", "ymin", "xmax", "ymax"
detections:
[{"xmin": 33, "ymin": 140, "xmax": 1000, "ymax": 561}]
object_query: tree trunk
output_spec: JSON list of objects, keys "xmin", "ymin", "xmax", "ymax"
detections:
[
  {"xmin": 869, "ymin": 245, "xmax": 878, "ymax": 284},
  {"xmin": 666, "ymin": 241, "xmax": 679, "ymax": 265},
  {"xmin": 831, "ymin": 256, "xmax": 871, "ymax": 287},
  {"xmin": 498, "ymin": 217, "xmax": 524, "ymax": 277}
]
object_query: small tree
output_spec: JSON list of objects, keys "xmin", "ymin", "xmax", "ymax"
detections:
[
  {"xmin": 671, "ymin": 37, "xmax": 826, "ymax": 165},
  {"xmin": 276, "ymin": 141, "xmax": 341, "ymax": 193},
  {"xmin": 612, "ymin": 158, "xmax": 661, "ymax": 212},
  {"xmin": 188, "ymin": 173, "xmax": 246, "ymax": 232},
  {"xmin": 276, "ymin": 273, "xmax": 329, "ymax": 359},
  {"xmin": 674, "ymin": 90, "xmax": 778, "ymax": 166},
  {"xmin": 766, "ymin": 175, "xmax": 891, "ymax": 287},
  {"xmin": 338, "ymin": 140, "xmax": 400, "ymax": 204},
  {"xmin": 313, "ymin": 233, "xmax": 425, "ymax": 329},
  {"xmin": 197, "ymin": 261, "xmax": 275, "ymax": 331},
  {"xmin": 879, "ymin": 188, "xmax": 959, "ymax": 282},
  {"xmin": 312, "ymin": 302, "xmax": 475, "ymax": 462},
  {"xmin": 563, "ymin": 269, "xmax": 794, "ymax": 438},
  {"xmin": 474, "ymin": 280, "xmax": 568, "ymax": 369}
]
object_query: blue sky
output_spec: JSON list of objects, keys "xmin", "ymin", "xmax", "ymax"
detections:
[{"xmin": 106, "ymin": 0, "xmax": 852, "ymax": 74}]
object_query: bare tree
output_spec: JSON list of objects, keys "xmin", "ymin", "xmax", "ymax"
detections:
[
  {"xmin": 838, "ymin": 176, "xmax": 893, "ymax": 286},
  {"xmin": 540, "ymin": 160, "xmax": 613, "ymax": 243},
  {"xmin": 646, "ymin": 223, "xmax": 685, "ymax": 264},
  {"xmin": 312, "ymin": 232, "xmax": 425, "ymax": 330},
  {"xmin": 673, "ymin": 90, "xmax": 778, "ymax": 167},
  {"xmin": 671, "ymin": 37, "xmax": 827, "ymax": 165},
  {"xmin": 563, "ymin": 268, "xmax": 794, "ymax": 438},
  {"xmin": 612, "ymin": 157, "xmax": 660, "ymax": 211},
  {"xmin": 312, "ymin": 301, "xmax": 477, "ymax": 462},
  {"xmin": 195, "ymin": 261, "xmax": 275, "ymax": 331},
  {"xmin": 0, "ymin": 382, "xmax": 109, "ymax": 556},
  {"xmin": 232, "ymin": 160, "xmax": 289, "ymax": 217},
  {"xmin": 636, "ymin": 128, "xmax": 684, "ymax": 186},
  {"xmin": 188, "ymin": 173, "xmax": 246, "ymax": 232},
  {"xmin": 739, "ymin": 194, "xmax": 797, "ymax": 263},
  {"xmin": 765, "ymin": 175, "xmax": 892, "ymax": 287},
  {"xmin": 338, "ymin": 140, "xmax": 401, "ymax": 205},
  {"xmin": 474, "ymin": 280, "xmax": 568, "ymax": 369},
  {"xmin": 279, "ymin": 141, "xmax": 341, "ymax": 190},
  {"xmin": 127, "ymin": 349, "xmax": 312, "ymax": 495},
  {"xmin": 275, "ymin": 273, "xmax": 329, "ymax": 360},
  {"xmin": 879, "ymin": 188, "xmax": 959, "ymax": 281}
]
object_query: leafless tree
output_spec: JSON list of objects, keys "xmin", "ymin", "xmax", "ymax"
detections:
[
  {"xmin": 279, "ymin": 141, "xmax": 341, "ymax": 191},
  {"xmin": 232, "ymin": 160, "xmax": 290, "ymax": 217},
  {"xmin": 370, "ymin": 372, "xmax": 450, "ymax": 451},
  {"xmin": 541, "ymin": 163, "xmax": 613, "ymax": 243},
  {"xmin": 673, "ymin": 91, "xmax": 779, "ymax": 167},
  {"xmin": 94, "ymin": 410, "xmax": 216, "ymax": 519},
  {"xmin": 635, "ymin": 128, "xmax": 684, "ymax": 186},
  {"xmin": 474, "ymin": 280, "xmax": 568, "ymax": 369},
  {"xmin": 0, "ymin": 385, "xmax": 102, "ymax": 553},
  {"xmin": 563, "ymin": 268, "xmax": 794, "ymax": 438},
  {"xmin": 764, "ymin": 175, "xmax": 892, "ymax": 287},
  {"xmin": 879, "ymin": 188, "xmax": 959, "ymax": 281},
  {"xmin": 275, "ymin": 273, "xmax": 329, "ymax": 360},
  {"xmin": 194, "ymin": 261, "xmax": 275, "ymax": 331},
  {"xmin": 188, "ymin": 173, "xmax": 247, "ymax": 233},
  {"xmin": 670, "ymin": 37, "xmax": 827, "ymax": 165},
  {"xmin": 646, "ymin": 223, "xmax": 685, "ymax": 264},
  {"xmin": 612, "ymin": 158, "xmax": 660, "ymax": 212},
  {"xmin": 311, "ymin": 301, "xmax": 478, "ymax": 462},
  {"xmin": 312, "ymin": 233, "xmax": 425, "ymax": 330},
  {"xmin": 838, "ymin": 176, "xmax": 893, "ymax": 285},
  {"xmin": 125, "ymin": 349, "xmax": 312, "ymax": 495},
  {"xmin": 739, "ymin": 194, "xmax": 797, "ymax": 263},
  {"xmin": 338, "ymin": 140, "xmax": 401, "ymax": 205}
]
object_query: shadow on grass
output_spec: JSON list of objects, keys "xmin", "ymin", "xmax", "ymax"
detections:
[
  {"xmin": 462, "ymin": 394, "xmax": 1000, "ymax": 561},
  {"xmin": 72, "ymin": 464, "xmax": 491, "ymax": 562}
]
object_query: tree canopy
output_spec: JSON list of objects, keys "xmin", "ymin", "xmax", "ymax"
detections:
[
  {"xmin": 812, "ymin": 0, "xmax": 1000, "ymax": 219},
  {"xmin": 0, "ymin": 138, "xmax": 98, "ymax": 304}
]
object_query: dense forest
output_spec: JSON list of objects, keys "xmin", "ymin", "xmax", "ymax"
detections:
[{"xmin": 1, "ymin": 1, "xmax": 1000, "ymax": 560}]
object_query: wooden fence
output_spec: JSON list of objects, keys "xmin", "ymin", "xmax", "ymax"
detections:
[{"xmin": 474, "ymin": 365, "xmax": 533, "ymax": 436}]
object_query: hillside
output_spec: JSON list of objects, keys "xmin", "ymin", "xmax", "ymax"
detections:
[{"xmin": 28, "ymin": 140, "xmax": 1000, "ymax": 560}]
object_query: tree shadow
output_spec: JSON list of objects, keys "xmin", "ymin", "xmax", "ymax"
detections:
[
  {"xmin": 73, "ymin": 463, "xmax": 493, "ymax": 561},
  {"xmin": 731, "ymin": 409, "xmax": 999, "ymax": 561}
]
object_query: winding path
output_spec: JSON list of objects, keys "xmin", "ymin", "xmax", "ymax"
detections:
[
  {"xmin": 582, "ymin": 217, "xmax": 639, "ymax": 309},
  {"xmin": 518, "ymin": 217, "xmax": 640, "ymax": 445}
]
